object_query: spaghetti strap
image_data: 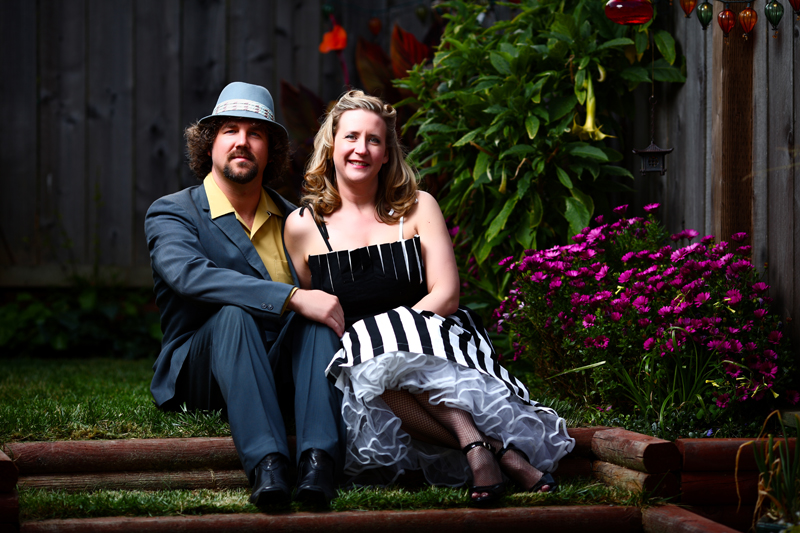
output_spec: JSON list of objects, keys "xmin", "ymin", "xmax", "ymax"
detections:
[
  {"xmin": 398, "ymin": 217, "xmax": 404, "ymax": 240},
  {"xmin": 299, "ymin": 205, "xmax": 333, "ymax": 252}
]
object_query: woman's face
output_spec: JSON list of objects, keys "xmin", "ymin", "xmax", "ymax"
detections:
[{"xmin": 332, "ymin": 109, "xmax": 389, "ymax": 189}]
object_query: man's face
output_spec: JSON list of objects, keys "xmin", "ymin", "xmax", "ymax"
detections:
[{"xmin": 210, "ymin": 119, "xmax": 269, "ymax": 185}]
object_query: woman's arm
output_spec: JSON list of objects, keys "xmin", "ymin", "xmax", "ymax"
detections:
[
  {"xmin": 284, "ymin": 209, "xmax": 316, "ymax": 289},
  {"xmin": 409, "ymin": 191, "xmax": 460, "ymax": 316}
]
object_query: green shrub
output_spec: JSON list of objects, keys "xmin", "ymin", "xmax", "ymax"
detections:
[
  {"xmin": 0, "ymin": 287, "xmax": 161, "ymax": 359},
  {"xmin": 396, "ymin": 0, "xmax": 684, "ymax": 313}
]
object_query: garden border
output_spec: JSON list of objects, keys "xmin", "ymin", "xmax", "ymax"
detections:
[{"xmin": 2, "ymin": 429, "xmax": 795, "ymax": 532}]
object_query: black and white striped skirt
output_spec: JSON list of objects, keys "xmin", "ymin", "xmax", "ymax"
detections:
[{"xmin": 325, "ymin": 306, "xmax": 575, "ymax": 486}]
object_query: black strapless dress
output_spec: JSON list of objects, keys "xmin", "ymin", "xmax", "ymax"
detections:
[{"xmin": 307, "ymin": 216, "xmax": 574, "ymax": 486}]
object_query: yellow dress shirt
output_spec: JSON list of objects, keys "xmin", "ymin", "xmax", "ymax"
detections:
[{"xmin": 203, "ymin": 174, "xmax": 294, "ymax": 285}]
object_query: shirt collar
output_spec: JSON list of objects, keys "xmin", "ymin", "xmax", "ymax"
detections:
[{"xmin": 203, "ymin": 174, "xmax": 283, "ymax": 220}]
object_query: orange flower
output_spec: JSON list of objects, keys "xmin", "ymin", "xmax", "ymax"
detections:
[{"xmin": 319, "ymin": 23, "xmax": 347, "ymax": 53}]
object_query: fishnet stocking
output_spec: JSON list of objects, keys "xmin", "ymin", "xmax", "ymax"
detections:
[
  {"xmin": 412, "ymin": 392, "xmax": 502, "ymax": 494},
  {"xmin": 483, "ymin": 436, "xmax": 546, "ymax": 491},
  {"xmin": 380, "ymin": 389, "xmax": 459, "ymax": 449}
]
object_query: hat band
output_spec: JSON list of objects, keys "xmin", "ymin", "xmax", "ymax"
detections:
[{"xmin": 212, "ymin": 98, "xmax": 275, "ymax": 122}]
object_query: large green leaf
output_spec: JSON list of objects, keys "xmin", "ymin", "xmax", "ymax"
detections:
[
  {"xmin": 620, "ymin": 66, "xmax": 651, "ymax": 83},
  {"xmin": 652, "ymin": 59, "xmax": 686, "ymax": 83},
  {"xmin": 635, "ymin": 30, "xmax": 649, "ymax": 55},
  {"xmin": 418, "ymin": 122, "xmax": 458, "ymax": 134},
  {"xmin": 556, "ymin": 166, "xmax": 573, "ymax": 189},
  {"xmin": 570, "ymin": 187, "xmax": 595, "ymax": 219},
  {"xmin": 489, "ymin": 51, "xmax": 512, "ymax": 76},
  {"xmin": 529, "ymin": 190, "xmax": 544, "ymax": 227},
  {"xmin": 654, "ymin": 30, "xmax": 676, "ymax": 65},
  {"xmin": 596, "ymin": 37, "xmax": 634, "ymax": 51},
  {"xmin": 525, "ymin": 115, "xmax": 540, "ymax": 140},
  {"xmin": 564, "ymin": 197, "xmax": 591, "ymax": 236},
  {"xmin": 547, "ymin": 95, "xmax": 578, "ymax": 122},
  {"xmin": 499, "ymin": 144, "xmax": 536, "ymax": 159},
  {"xmin": 454, "ymin": 129, "xmax": 481, "ymax": 147},
  {"xmin": 567, "ymin": 144, "xmax": 609, "ymax": 161},
  {"xmin": 486, "ymin": 197, "xmax": 520, "ymax": 242},
  {"xmin": 473, "ymin": 151, "xmax": 491, "ymax": 181}
]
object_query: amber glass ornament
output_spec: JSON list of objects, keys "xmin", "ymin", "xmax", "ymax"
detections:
[
  {"xmin": 739, "ymin": 6, "xmax": 757, "ymax": 38},
  {"xmin": 790, "ymin": 0, "xmax": 800, "ymax": 19},
  {"xmin": 605, "ymin": 0, "xmax": 654, "ymax": 24},
  {"xmin": 765, "ymin": 0, "xmax": 785, "ymax": 34},
  {"xmin": 696, "ymin": 0, "xmax": 714, "ymax": 28},
  {"xmin": 718, "ymin": 8, "xmax": 736, "ymax": 35},
  {"xmin": 680, "ymin": 0, "xmax": 698, "ymax": 17},
  {"xmin": 368, "ymin": 17, "xmax": 382, "ymax": 36}
]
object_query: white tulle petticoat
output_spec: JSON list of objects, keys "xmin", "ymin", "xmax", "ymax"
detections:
[{"xmin": 332, "ymin": 350, "xmax": 575, "ymax": 487}]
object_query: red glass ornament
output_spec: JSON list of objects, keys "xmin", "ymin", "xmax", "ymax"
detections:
[
  {"xmin": 739, "ymin": 7, "xmax": 757, "ymax": 37},
  {"xmin": 605, "ymin": 0, "xmax": 654, "ymax": 25},
  {"xmin": 790, "ymin": 0, "xmax": 800, "ymax": 18},
  {"xmin": 680, "ymin": 0, "xmax": 697, "ymax": 17},
  {"xmin": 368, "ymin": 17, "xmax": 382, "ymax": 36},
  {"xmin": 718, "ymin": 8, "xmax": 736, "ymax": 35}
]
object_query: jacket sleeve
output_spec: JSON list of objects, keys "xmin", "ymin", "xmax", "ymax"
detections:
[{"xmin": 145, "ymin": 195, "xmax": 294, "ymax": 320}]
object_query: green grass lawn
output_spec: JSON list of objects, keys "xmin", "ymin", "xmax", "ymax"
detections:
[
  {"xmin": 2, "ymin": 357, "xmax": 641, "ymax": 520},
  {"xmin": 0, "ymin": 358, "xmax": 229, "ymax": 442}
]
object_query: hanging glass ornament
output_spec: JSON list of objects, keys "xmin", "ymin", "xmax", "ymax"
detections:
[
  {"xmin": 322, "ymin": 3, "xmax": 334, "ymax": 17},
  {"xmin": 738, "ymin": 6, "xmax": 757, "ymax": 38},
  {"xmin": 765, "ymin": 0, "xmax": 785, "ymax": 35},
  {"xmin": 718, "ymin": 7, "xmax": 736, "ymax": 36},
  {"xmin": 680, "ymin": 0, "xmax": 698, "ymax": 17},
  {"xmin": 696, "ymin": 0, "xmax": 714, "ymax": 28},
  {"xmin": 368, "ymin": 16, "xmax": 382, "ymax": 36},
  {"xmin": 789, "ymin": 0, "xmax": 800, "ymax": 19},
  {"xmin": 415, "ymin": 4, "xmax": 429, "ymax": 23},
  {"xmin": 604, "ymin": 0, "xmax": 654, "ymax": 25}
]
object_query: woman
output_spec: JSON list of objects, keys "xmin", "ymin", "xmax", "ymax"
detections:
[{"xmin": 285, "ymin": 90, "xmax": 573, "ymax": 506}]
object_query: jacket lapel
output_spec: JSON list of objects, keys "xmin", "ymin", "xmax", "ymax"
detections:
[{"xmin": 196, "ymin": 186, "xmax": 273, "ymax": 281}]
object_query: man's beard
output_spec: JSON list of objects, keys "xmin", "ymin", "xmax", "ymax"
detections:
[{"xmin": 223, "ymin": 153, "xmax": 259, "ymax": 184}]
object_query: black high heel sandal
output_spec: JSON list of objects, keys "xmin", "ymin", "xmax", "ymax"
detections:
[
  {"xmin": 495, "ymin": 445, "xmax": 559, "ymax": 494},
  {"xmin": 462, "ymin": 441, "xmax": 505, "ymax": 507}
]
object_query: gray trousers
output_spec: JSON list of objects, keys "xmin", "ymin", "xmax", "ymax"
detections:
[{"xmin": 172, "ymin": 306, "xmax": 345, "ymax": 484}]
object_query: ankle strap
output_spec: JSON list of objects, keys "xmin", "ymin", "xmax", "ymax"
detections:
[{"xmin": 461, "ymin": 441, "xmax": 494, "ymax": 455}]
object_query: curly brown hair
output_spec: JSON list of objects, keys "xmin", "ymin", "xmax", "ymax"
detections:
[
  {"xmin": 184, "ymin": 117, "xmax": 290, "ymax": 186},
  {"xmin": 301, "ymin": 90, "xmax": 418, "ymax": 224}
]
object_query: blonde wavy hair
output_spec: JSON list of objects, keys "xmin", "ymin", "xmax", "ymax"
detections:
[{"xmin": 301, "ymin": 90, "xmax": 418, "ymax": 224}]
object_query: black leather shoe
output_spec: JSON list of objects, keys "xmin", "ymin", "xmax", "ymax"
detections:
[
  {"xmin": 249, "ymin": 453, "xmax": 291, "ymax": 509},
  {"xmin": 295, "ymin": 448, "xmax": 337, "ymax": 505}
]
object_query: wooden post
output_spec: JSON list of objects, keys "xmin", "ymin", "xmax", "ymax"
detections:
[
  {"xmin": 643, "ymin": 505, "xmax": 743, "ymax": 533},
  {"xmin": 711, "ymin": 0, "xmax": 754, "ymax": 244},
  {"xmin": 592, "ymin": 461, "xmax": 679, "ymax": 498},
  {"xmin": 680, "ymin": 471, "xmax": 760, "ymax": 505},
  {"xmin": 591, "ymin": 428, "xmax": 681, "ymax": 473},
  {"xmin": 677, "ymin": 437, "xmax": 797, "ymax": 471}
]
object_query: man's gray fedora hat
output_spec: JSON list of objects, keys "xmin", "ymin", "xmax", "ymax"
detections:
[{"xmin": 200, "ymin": 82, "xmax": 288, "ymax": 141}]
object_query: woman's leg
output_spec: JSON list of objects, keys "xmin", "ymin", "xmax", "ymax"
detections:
[
  {"xmin": 481, "ymin": 435, "xmax": 551, "ymax": 492},
  {"xmin": 380, "ymin": 389, "xmax": 459, "ymax": 449},
  {"xmin": 411, "ymin": 392, "xmax": 502, "ymax": 500}
]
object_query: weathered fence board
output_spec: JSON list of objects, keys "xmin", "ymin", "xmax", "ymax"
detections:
[
  {"xmin": 38, "ymin": 0, "xmax": 89, "ymax": 269},
  {"xmin": 87, "ymin": 0, "xmax": 135, "ymax": 268},
  {"xmin": 133, "ymin": 0, "xmax": 183, "ymax": 268},
  {"xmin": 0, "ymin": 1, "xmax": 37, "ymax": 267}
]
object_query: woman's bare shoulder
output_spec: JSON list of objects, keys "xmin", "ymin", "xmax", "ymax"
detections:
[{"xmin": 285, "ymin": 206, "xmax": 320, "ymax": 237}]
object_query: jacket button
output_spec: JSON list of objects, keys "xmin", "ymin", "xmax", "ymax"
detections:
[
  {"xmin": 261, "ymin": 303, "xmax": 267, "ymax": 309},
  {"xmin": 267, "ymin": 304, "xmax": 274, "ymax": 310}
]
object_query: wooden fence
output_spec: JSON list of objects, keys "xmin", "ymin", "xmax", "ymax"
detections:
[
  {"xmin": 0, "ymin": 0, "xmax": 431, "ymax": 286},
  {"xmin": 1, "ymin": 0, "xmax": 798, "ymax": 350}
]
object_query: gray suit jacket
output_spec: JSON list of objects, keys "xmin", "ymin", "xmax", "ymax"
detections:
[{"xmin": 144, "ymin": 183, "xmax": 298, "ymax": 406}]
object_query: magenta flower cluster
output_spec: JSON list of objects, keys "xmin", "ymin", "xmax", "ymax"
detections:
[{"xmin": 495, "ymin": 204, "xmax": 797, "ymax": 411}]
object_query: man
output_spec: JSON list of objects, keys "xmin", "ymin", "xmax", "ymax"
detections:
[{"xmin": 145, "ymin": 82, "xmax": 345, "ymax": 508}]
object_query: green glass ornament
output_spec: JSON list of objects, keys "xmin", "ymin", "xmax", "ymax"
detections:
[
  {"xmin": 765, "ymin": 0, "xmax": 785, "ymax": 33},
  {"xmin": 696, "ymin": 0, "xmax": 714, "ymax": 29}
]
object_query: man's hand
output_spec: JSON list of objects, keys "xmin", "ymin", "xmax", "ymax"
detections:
[{"xmin": 286, "ymin": 289, "xmax": 345, "ymax": 337}]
